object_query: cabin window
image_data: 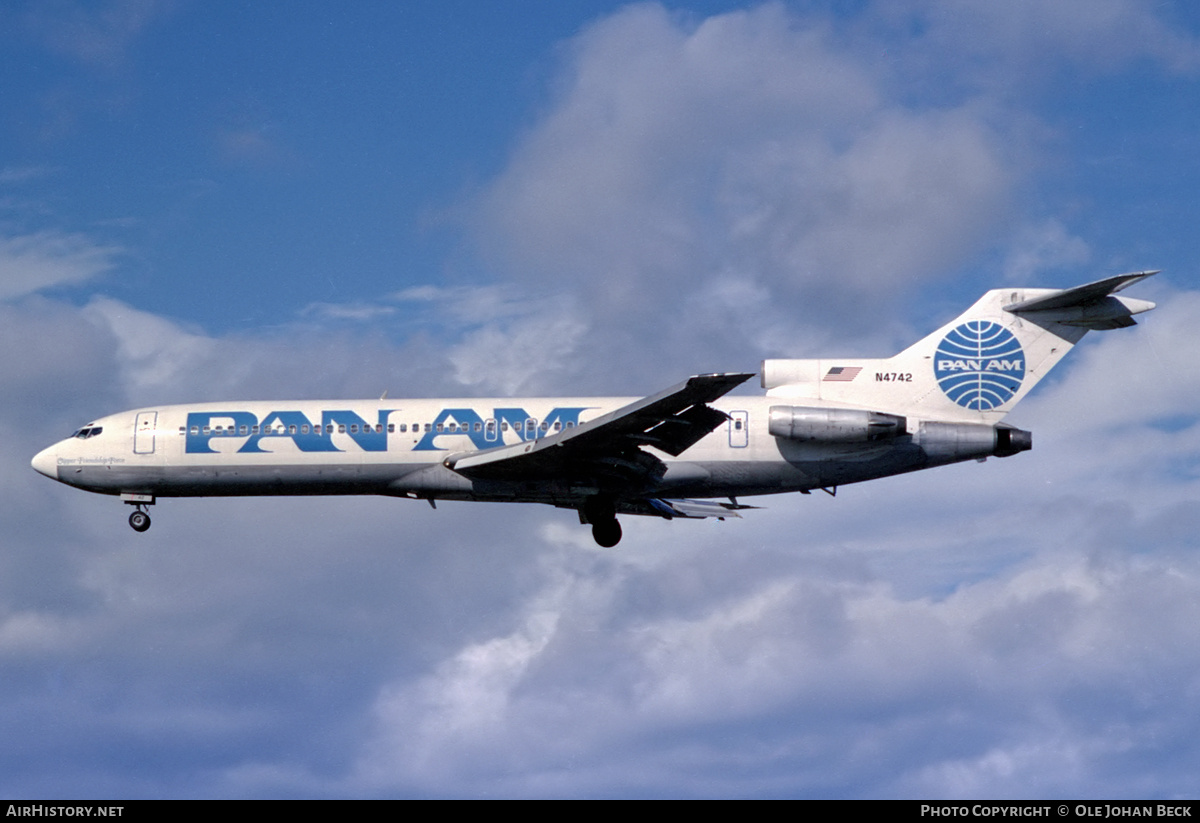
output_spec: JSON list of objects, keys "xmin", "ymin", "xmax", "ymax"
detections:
[
  {"xmin": 501, "ymin": 421, "xmax": 509, "ymax": 432},
  {"xmin": 288, "ymin": 425, "xmax": 297, "ymax": 435},
  {"xmin": 424, "ymin": 423, "xmax": 431, "ymax": 433},
  {"xmin": 326, "ymin": 424, "xmax": 334, "ymax": 434},
  {"xmin": 387, "ymin": 424, "xmax": 395, "ymax": 433},
  {"xmin": 178, "ymin": 427, "xmax": 185, "ymax": 435},
  {"xmin": 553, "ymin": 421, "xmax": 562, "ymax": 431},
  {"xmin": 338, "ymin": 424, "xmax": 346, "ymax": 434},
  {"xmin": 203, "ymin": 426, "xmax": 211, "ymax": 435},
  {"xmin": 300, "ymin": 425, "xmax": 309, "ymax": 434}
]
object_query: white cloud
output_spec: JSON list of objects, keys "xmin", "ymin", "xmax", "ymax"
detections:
[
  {"xmin": 1002, "ymin": 220, "xmax": 1092, "ymax": 284},
  {"xmin": 347, "ymin": 533, "xmax": 1200, "ymax": 797},
  {"xmin": 474, "ymin": 3, "xmax": 1026, "ymax": 384},
  {"xmin": 82, "ymin": 297, "xmax": 218, "ymax": 399},
  {"xmin": 299, "ymin": 301, "xmax": 398, "ymax": 322},
  {"xmin": 447, "ymin": 295, "xmax": 587, "ymax": 396},
  {"xmin": 23, "ymin": 0, "xmax": 172, "ymax": 71},
  {"xmin": 883, "ymin": 0, "xmax": 1200, "ymax": 80},
  {"xmin": 347, "ymin": 284, "xmax": 593, "ymax": 396},
  {"xmin": 0, "ymin": 230, "xmax": 120, "ymax": 300}
]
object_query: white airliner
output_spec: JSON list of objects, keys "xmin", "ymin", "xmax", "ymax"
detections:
[{"xmin": 32, "ymin": 272, "xmax": 1157, "ymax": 546}]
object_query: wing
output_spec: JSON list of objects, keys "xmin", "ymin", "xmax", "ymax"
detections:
[{"xmin": 444, "ymin": 372, "xmax": 755, "ymax": 489}]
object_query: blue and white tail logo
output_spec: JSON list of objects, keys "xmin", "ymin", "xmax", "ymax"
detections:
[{"xmin": 934, "ymin": 321, "xmax": 1025, "ymax": 410}]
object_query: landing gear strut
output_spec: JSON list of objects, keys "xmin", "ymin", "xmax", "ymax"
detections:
[{"xmin": 582, "ymin": 495, "xmax": 622, "ymax": 547}]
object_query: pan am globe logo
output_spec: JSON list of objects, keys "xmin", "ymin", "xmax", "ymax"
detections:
[{"xmin": 934, "ymin": 321, "xmax": 1025, "ymax": 410}]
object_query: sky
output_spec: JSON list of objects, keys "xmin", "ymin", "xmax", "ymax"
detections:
[{"xmin": 2, "ymin": 0, "xmax": 1200, "ymax": 799}]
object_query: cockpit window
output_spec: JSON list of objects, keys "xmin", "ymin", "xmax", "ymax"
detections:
[{"xmin": 72, "ymin": 426, "xmax": 103, "ymax": 439}]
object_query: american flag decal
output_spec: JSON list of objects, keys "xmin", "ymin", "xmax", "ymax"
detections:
[{"xmin": 823, "ymin": 366, "xmax": 862, "ymax": 382}]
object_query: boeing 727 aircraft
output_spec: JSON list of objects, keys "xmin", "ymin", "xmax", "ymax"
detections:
[{"xmin": 32, "ymin": 272, "xmax": 1157, "ymax": 546}]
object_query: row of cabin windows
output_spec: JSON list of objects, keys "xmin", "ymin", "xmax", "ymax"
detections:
[{"xmin": 178, "ymin": 420, "xmax": 577, "ymax": 437}]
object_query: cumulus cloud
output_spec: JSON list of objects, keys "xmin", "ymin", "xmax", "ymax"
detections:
[
  {"xmin": 348, "ymin": 509, "xmax": 1200, "ymax": 797},
  {"xmin": 470, "ymin": 1, "xmax": 1199, "ymax": 381},
  {"xmin": 476, "ymin": 3, "xmax": 1023, "ymax": 379}
]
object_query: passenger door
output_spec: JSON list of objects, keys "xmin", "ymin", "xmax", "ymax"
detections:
[
  {"xmin": 134, "ymin": 411, "xmax": 157, "ymax": 454},
  {"xmin": 728, "ymin": 410, "xmax": 749, "ymax": 448}
]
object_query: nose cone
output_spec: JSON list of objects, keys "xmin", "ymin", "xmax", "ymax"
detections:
[{"xmin": 31, "ymin": 445, "xmax": 59, "ymax": 480}]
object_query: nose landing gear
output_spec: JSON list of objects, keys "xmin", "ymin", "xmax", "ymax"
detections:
[
  {"xmin": 128, "ymin": 508, "xmax": 151, "ymax": 532},
  {"xmin": 121, "ymin": 493, "xmax": 155, "ymax": 533}
]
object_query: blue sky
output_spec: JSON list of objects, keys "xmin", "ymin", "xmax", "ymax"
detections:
[{"xmin": 3, "ymin": 0, "xmax": 1200, "ymax": 798}]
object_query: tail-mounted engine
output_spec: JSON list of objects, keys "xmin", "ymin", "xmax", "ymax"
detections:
[
  {"xmin": 916, "ymin": 420, "xmax": 1032, "ymax": 462},
  {"xmin": 768, "ymin": 405, "xmax": 907, "ymax": 443},
  {"xmin": 768, "ymin": 406, "xmax": 1032, "ymax": 464}
]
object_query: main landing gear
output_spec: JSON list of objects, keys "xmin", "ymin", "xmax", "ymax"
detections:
[
  {"xmin": 582, "ymin": 495, "xmax": 622, "ymax": 548},
  {"xmin": 122, "ymin": 493, "xmax": 154, "ymax": 533},
  {"xmin": 591, "ymin": 519, "xmax": 622, "ymax": 548}
]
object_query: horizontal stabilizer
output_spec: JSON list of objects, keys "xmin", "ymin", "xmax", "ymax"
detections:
[
  {"xmin": 645, "ymin": 497, "xmax": 755, "ymax": 519},
  {"xmin": 1004, "ymin": 270, "xmax": 1158, "ymax": 329}
]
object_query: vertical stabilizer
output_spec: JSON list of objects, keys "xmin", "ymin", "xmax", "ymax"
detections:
[{"xmin": 762, "ymin": 272, "xmax": 1157, "ymax": 422}]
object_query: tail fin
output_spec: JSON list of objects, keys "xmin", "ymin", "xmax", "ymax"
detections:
[{"xmin": 762, "ymin": 271, "xmax": 1158, "ymax": 422}]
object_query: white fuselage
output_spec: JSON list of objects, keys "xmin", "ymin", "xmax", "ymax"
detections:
[{"xmin": 32, "ymin": 394, "xmax": 952, "ymax": 508}]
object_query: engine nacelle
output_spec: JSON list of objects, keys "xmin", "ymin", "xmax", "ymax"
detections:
[
  {"xmin": 916, "ymin": 421, "xmax": 1032, "ymax": 463},
  {"xmin": 768, "ymin": 405, "xmax": 907, "ymax": 443}
]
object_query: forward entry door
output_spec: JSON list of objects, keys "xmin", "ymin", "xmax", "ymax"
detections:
[{"xmin": 134, "ymin": 411, "xmax": 158, "ymax": 454}]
